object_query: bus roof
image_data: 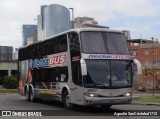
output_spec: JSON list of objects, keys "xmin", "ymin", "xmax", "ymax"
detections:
[
  {"xmin": 19, "ymin": 28, "xmax": 123, "ymax": 50},
  {"xmin": 48, "ymin": 28, "xmax": 123, "ymax": 39}
]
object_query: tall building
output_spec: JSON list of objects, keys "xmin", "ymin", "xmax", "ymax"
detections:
[
  {"xmin": 0, "ymin": 46, "xmax": 12, "ymax": 61},
  {"xmin": 37, "ymin": 15, "xmax": 45, "ymax": 41},
  {"xmin": 37, "ymin": 5, "xmax": 47, "ymax": 41},
  {"xmin": 27, "ymin": 30, "xmax": 37, "ymax": 45},
  {"xmin": 38, "ymin": 4, "xmax": 71, "ymax": 39},
  {"xmin": 22, "ymin": 25, "xmax": 37, "ymax": 46}
]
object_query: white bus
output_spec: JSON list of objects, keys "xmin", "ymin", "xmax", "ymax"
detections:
[{"xmin": 18, "ymin": 28, "xmax": 133, "ymax": 108}]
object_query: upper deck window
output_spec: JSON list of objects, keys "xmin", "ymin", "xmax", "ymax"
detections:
[{"xmin": 80, "ymin": 31, "xmax": 129, "ymax": 54}]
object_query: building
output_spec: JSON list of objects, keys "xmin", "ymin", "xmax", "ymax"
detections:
[
  {"xmin": 127, "ymin": 39, "xmax": 159, "ymax": 67},
  {"xmin": 38, "ymin": 4, "xmax": 71, "ymax": 39},
  {"xmin": 0, "ymin": 46, "xmax": 12, "ymax": 61},
  {"xmin": 22, "ymin": 25, "xmax": 37, "ymax": 46},
  {"xmin": 27, "ymin": 30, "xmax": 37, "ymax": 45},
  {"xmin": 74, "ymin": 17, "xmax": 95, "ymax": 28},
  {"xmin": 37, "ymin": 15, "xmax": 45, "ymax": 41},
  {"xmin": 0, "ymin": 46, "xmax": 17, "ymax": 78},
  {"xmin": 74, "ymin": 17, "xmax": 109, "ymax": 28},
  {"xmin": 37, "ymin": 5, "xmax": 47, "ymax": 41},
  {"xmin": 127, "ymin": 39, "xmax": 160, "ymax": 90},
  {"xmin": 122, "ymin": 30, "xmax": 131, "ymax": 40},
  {"xmin": 0, "ymin": 61, "xmax": 17, "ymax": 78},
  {"xmin": 12, "ymin": 48, "xmax": 18, "ymax": 60}
]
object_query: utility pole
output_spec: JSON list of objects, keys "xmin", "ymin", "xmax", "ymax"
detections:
[
  {"xmin": 151, "ymin": 37, "xmax": 155, "ymax": 96},
  {"xmin": 69, "ymin": 8, "xmax": 74, "ymax": 28}
]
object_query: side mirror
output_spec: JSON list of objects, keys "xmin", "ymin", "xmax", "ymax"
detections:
[{"xmin": 80, "ymin": 59, "xmax": 87, "ymax": 75}]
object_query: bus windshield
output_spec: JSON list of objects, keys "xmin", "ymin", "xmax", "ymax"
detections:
[
  {"xmin": 84, "ymin": 60, "xmax": 132, "ymax": 88},
  {"xmin": 80, "ymin": 31, "xmax": 129, "ymax": 54}
]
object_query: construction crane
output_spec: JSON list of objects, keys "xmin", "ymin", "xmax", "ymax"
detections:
[{"xmin": 138, "ymin": 66, "xmax": 160, "ymax": 92}]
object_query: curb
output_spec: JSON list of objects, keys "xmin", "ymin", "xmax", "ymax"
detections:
[
  {"xmin": 132, "ymin": 102, "xmax": 160, "ymax": 106},
  {"xmin": 0, "ymin": 89, "xmax": 18, "ymax": 93}
]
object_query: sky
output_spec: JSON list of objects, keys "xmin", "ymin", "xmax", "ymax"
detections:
[{"xmin": 0, "ymin": 0, "xmax": 160, "ymax": 49}]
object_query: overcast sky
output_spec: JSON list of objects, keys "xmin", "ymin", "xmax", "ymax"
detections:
[{"xmin": 0, "ymin": 0, "xmax": 160, "ymax": 49}]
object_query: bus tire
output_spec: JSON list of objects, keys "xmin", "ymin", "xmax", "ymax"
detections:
[
  {"xmin": 24, "ymin": 88, "xmax": 29, "ymax": 101},
  {"xmin": 62, "ymin": 90, "xmax": 73, "ymax": 109},
  {"xmin": 29, "ymin": 88, "xmax": 35, "ymax": 102}
]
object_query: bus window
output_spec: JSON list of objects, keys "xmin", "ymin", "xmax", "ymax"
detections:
[
  {"xmin": 32, "ymin": 67, "xmax": 68, "ymax": 83},
  {"xmin": 104, "ymin": 33, "xmax": 129, "ymax": 54},
  {"xmin": 59, "ymin": 67, "xmax": 68, "ymax": 82},
  {"xmin": 51, "ymin": 38, "xmax": 58, "ymax": 54},
  {"xmin": 59, "ymin": 35, "xmax": 67, "ymax": 52},
  {"xmin": 54, "ymin": 67, "xmax": 68, "ymax": 82},
  {"xmin": 35, "ymin": 45, "xmax": 40, "ymax": 58},
  {"xmin": 50, "ymin": 34, "xmax": 67, "ymax": 54},
  {"xmin": 44, "ymin": 41, "xmax": 50, "ymax": 55},
  {"xmin": 80, "ymin": 32, "xmax": 107, "ymax": 53},
  {"xmin": 69, "ymin": 32, "xmax": 82, "ymax": 85},
  {"xmin": 69, "ymin": 32, "xmax": 81, "ymax": 64},
  {"xmin": 80, "ymin": 31, "xmax": 129, "ymax": 54},
  {"xmin": 69, "ymin": 32, "xmax": 80, "ymax": 52},
  {"xmin": 72, "ymin": 65, "xmax": 82, "ymax": 85},
  {"xmin": 19, "ymin": 50, "xmax": 23, "ymax": 61},
  {"xmin": 59, "ymin": 36, "xmax": 67, "ymax": 52},
  {"xmin": 28, "ymin": 46, "xmax": 33, "ymax": 59}
]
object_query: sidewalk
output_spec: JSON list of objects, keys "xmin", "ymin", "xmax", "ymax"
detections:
[{"xmin": 132, "ymin": 92, "xmax": 160, "ymax": 106}]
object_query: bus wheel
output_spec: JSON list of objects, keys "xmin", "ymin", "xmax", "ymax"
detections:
[
  {"xmin": 25, "ymin": 88, "xmax": 29, "ymax": 101},
  {"xmin": 29, "ymin": 89, "xmax": 35, "ymax": 102},
  {"xmin": 62, "ymin": 91, "xmax": 73, "ymax": 109}
]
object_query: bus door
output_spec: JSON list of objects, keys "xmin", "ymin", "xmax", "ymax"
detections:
[
  {"xmin": 68, "ymin": 32, "xmax": 84, "ymax": 104},
  {"xmin": 69, "ymin": 65, "xmax": 84, "ymax": 105}
]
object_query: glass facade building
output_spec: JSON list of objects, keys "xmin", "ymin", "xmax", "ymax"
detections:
[
  {"xmin": 44, "ymin": 4, "xmax": 71, "ymax": 38},
  {"xmin": 22, "ymin": 25, "xmax": 37, "ymax": 46},
  {"xmin": 0, "ymin": 46, "xmax": 13, "ymax": 61}
]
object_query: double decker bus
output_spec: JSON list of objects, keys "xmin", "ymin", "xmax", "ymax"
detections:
[{"xmin": 18, "ymin": 28, "xmax": 133, "ymax": 108}]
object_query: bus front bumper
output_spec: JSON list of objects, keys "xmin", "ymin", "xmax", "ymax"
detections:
[{"xmin": 84, "ymin": 96, "xmax": 132, "ymax": 105}]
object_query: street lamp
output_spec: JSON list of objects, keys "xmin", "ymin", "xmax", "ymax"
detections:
[
  {"xmin": 151, "ymin": 37, "xmax": 155, "ymax": 96},
  {"xmin": 69, "ymin": 8, "xmax": 74, "ymax": 28}
]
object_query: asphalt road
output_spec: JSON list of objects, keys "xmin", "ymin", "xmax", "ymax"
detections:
[{"xmin": 0, "ymin": 93, "xmax": 160, "ymax": 119}]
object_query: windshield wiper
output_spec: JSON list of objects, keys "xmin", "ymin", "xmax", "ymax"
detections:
[
  {"xmin": 85, "ymin": 84, "xmax": 109, "ymax": 88},
  {"xmin": 85, "ymin": 84, "xmax": 96, "ymax": 88},
  {"xmin": 96, "ymin": 84, "xmax": 108, "ymax": 88}
]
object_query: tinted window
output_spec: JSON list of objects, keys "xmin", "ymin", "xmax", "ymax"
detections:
[
  {"xmin": 50, "ymin": 35, "xmax": 68, "ymax": 54},
  {"xmin": 72, "ymin": 65, "xmax": 82, "ymax": 85},
  {"xmin": 81, "ymin": 32, "xmax": 107, "ymax": 53},
  {"xmin": 84, "ymin": 60, "xmax": 132, "ymax": 88},
  {"xmin": 69, "ymin": 32, "xmax": 82, "ymax": 85},
  {"xmin": 32, "ymin": 67, "xmax": 68, "ymax": 82},
  {"xmin": 18, "ymin": 34, "xmax": 68, "ymax": 61},
  {"xmin": 105, "ymin": 33, "xmax": 128, "ymax": 54},
  {"xmin": 69, "ymin": 32, "xmax": 80, "ymax": 52},
  {"xmin": 69, "ymin": 32, "xmax": 81, "ymax": 65},
  {"xmin": 59, "ymin": 35, "xmax": 68, "ymax": 52},
  {"xmin": 80, "ymin": 31, "xmax": 129, "ymax": 54}
]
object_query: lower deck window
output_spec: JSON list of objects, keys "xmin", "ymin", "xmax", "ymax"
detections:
[{"xmin": 32, "ymin": 66, "xmax": 68, "ymax": 82}]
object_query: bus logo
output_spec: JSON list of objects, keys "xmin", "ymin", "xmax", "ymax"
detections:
[
  {"xmin": 2, "ymin": 111, "xmax": 11, "ymax": 116},
  {"xmin": 87, "ymin": 54, "xmax": 130, "ymax": 59},
  {"xmin": 29, "ymin": 54, "xmax": 66, "ymax": 69},
  {"xmin": 49, "ymin": 55, "xmax": 66, "ymax": 65}
]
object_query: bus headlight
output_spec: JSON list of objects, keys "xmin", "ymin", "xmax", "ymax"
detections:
[
  {"xmin": 124, "ymin": 92, "xmax": 132, "ymax": 97},
  {"xmin": 86, "ymin": 93, "xmax": 98, "ymax": 97}
]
